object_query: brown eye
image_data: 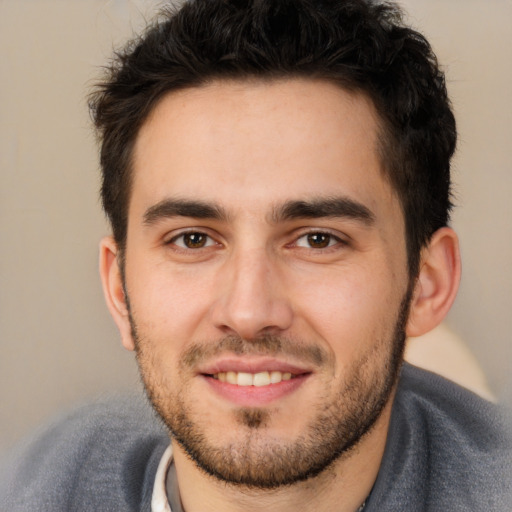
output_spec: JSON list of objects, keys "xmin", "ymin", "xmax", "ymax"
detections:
[
  {"xmin": 183, "ymin": 232, "xmax": 207, "ymax": 248},
  {"xmin": 170, "ymin": 232, "xmax": 215, "ymax": 249},
  {"xmin": 295, "ymin": 232, "xmax": 339, "ymax": 249},
  {"xmin": 306, "ymin": 233, "xmax": 332, "ymax": 248}
]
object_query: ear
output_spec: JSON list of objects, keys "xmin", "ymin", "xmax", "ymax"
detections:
[
  {"xmin": 406, "ymin": 227, "xmax": 461, "ymax": 338},
  {"xmin": 99, "ymin": 236, "xmax": 135, "ymax": 351}
]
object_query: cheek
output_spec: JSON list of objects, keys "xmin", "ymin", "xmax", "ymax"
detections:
[
  {"xmin": 289, "ymin": 262, "xmax": 404, "ymax": 360},
  {"xmin": 126, "ymin": 261, "xmax": 218, "ymax": 350}
]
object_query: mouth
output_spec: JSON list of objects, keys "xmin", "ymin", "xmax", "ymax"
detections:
[
  {"xmin": 209, "ymin": 370, "xmax": 295, "ymax": 387},
  {"xmin": 198, "ymin": 359, "xmax": 312, "ymax": 406}
]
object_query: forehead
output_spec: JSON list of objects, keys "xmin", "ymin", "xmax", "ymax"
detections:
[{"xmin": 131, "ymin": 78, "xmax": 399, "ymax": 224}]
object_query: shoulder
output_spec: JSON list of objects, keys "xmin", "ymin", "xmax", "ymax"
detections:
[
  {"xmin": 397, "ymin": 362, "xmax": 504, "ymax": 416},
  {"xmin": 396, "ymin": 363, "xmax": 511, "ymax": 445},
  {"xmin": 0, "ymin": 394, "xmax": 169, "ymax": 512},
  {"xmin": 367, "ymin": 363, "xmax": 512, "ymax": 511}
]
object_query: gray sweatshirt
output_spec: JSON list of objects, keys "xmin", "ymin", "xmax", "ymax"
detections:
[{"xmin": 1, "ymin": 364, "xmax": 511, "ymax": 511}]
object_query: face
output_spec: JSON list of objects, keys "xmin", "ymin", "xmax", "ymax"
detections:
[{"xmin": 116, "ymin": 79, "xmax": 412, "ymax": 487}]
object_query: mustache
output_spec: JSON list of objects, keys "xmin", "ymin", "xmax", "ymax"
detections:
[{"xmin": 180, "ymin": 334, "xmax": 330, "ymax": 370}]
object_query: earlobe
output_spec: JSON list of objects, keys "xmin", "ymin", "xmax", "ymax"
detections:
[
  {"xmin": 406, "ymin": 227, "xmax": 461, "ymax": 338},
  {"xmin": 99, "ymin": 236, "xmax": 135, "ymax": 351}
]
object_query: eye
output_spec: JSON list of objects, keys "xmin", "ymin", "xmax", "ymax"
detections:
[
  {"xmin": 295, "ymin": 232, "xmax": 341, "ymax": 249},
  {"xmin": 169, "ymin": 231, "xmax": 216, "ymax": 249}
]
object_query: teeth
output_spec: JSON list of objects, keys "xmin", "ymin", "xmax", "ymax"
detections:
[
  {"xmin": 270, "ymin": 371, "xmax": 281, "ymax": 384},
  {"xmin": 213, "ymin": 371, "xmax": 294, "ymax": 386},
  {"xmin": 226, "ymin": 371, "xmax": 237, "ymax": 385},
  {"xmin": 253, "ymin": 371, "xmax": 270, "ymax": 387},
  {"xmin": 237, "ymin": 372, "xmax": 253, "ymax": 386}
]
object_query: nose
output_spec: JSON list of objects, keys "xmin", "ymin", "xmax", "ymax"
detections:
[{"xmin": 210, "ymin": 249, "xmax": 294, "ymax": 340}]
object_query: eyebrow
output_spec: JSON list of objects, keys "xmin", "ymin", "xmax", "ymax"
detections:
[
  {"xmin": 143, "ymin": 198, "xmax": 229, "ymax": 225},
  {"xmin": 271, "ymin": 197, "xmax": 376, "ymax": 225},
  {"xmin": 142, "ymin": 196, "xmax": 375, "ymax": 227}
]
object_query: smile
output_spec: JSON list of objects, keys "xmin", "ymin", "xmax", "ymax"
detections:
[
  {"xmin": 212, "ymin": 371, "xmax": 294, "ymax": 386},
  {"xmin": 204, "ymin": 370, "xmax": 309, "ymax": 407},
  {"xmin": 198, "ymin": 358, "xmax": 312, "ymax": 405}
]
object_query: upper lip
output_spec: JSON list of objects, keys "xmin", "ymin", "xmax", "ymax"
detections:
[{"xmin": 197, "ymin": 357, "xmax": 313, "ymax": 376}]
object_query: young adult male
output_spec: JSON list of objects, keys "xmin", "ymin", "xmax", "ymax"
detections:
[{"xmin": 1, "ymin": 0, "xmax": 511, "ymax": 511}]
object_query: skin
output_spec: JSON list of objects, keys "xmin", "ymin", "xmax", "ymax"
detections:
[{"xmin": 100, "ymin": 78, "xmax": 461, "ymax": 512}]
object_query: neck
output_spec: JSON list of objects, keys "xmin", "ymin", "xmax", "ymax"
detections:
[{"xmin": 171, "ymin": 400, "xmax": 392, "ymax": 512}]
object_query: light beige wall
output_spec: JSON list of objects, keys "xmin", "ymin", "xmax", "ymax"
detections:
[
  {"xmin": 404, "ymin": 0, "xmax": 512, "ymax": 402},
  {"xmin": 0, "ymin": 0, "xmax": 156, "ymax": 453},
  {"xmin": 1, "ymin": 0, "xmax": 511, "ymax": 452}
]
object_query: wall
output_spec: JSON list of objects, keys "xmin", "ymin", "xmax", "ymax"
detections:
[{"xmin": 1, "ymin": 0, "xmax": 511, "ymax": 452}]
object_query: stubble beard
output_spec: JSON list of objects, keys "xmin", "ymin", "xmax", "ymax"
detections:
[{"xmin": 129, "ymin": 289, "xmax": 412, "ymax": 489}]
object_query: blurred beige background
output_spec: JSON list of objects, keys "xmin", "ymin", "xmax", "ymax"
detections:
[{"xmin": 1, "ymin": 0, "xmax": 511, "ymax": 453}]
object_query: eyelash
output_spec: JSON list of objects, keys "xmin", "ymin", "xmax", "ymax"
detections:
[
  {"xmin": 292, "ymin": 230, "xmax": 347, "ymax": 251},
  {"xmin": 166, "ymin": 230, "xmax": 219, "ymax": 251},
  {"xmin": 165, "ymin": 229, "xmax": 347, "ymax": 253}
]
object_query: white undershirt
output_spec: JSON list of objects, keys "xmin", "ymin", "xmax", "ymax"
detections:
[
  {"xmin": 151, "ymin": 445, "xmax": 174, "ymax": 512},
  {"xmin": 151, "ymin": 444, "xmax": 366, "ymax": 512}
]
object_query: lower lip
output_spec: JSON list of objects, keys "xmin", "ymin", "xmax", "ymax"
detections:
[{"xmin": 202, "ymin": 374, "xmax": 310, "ymax": 407}]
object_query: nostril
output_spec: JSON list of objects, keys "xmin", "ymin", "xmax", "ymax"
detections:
[{"xmin": 210, "ymin": 266, "xmax": 294, "ymax": 338}]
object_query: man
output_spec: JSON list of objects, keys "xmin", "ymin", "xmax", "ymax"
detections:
[{"xmin": 1, "ymin": 0, "xmax": 510, "ymax": 510}]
